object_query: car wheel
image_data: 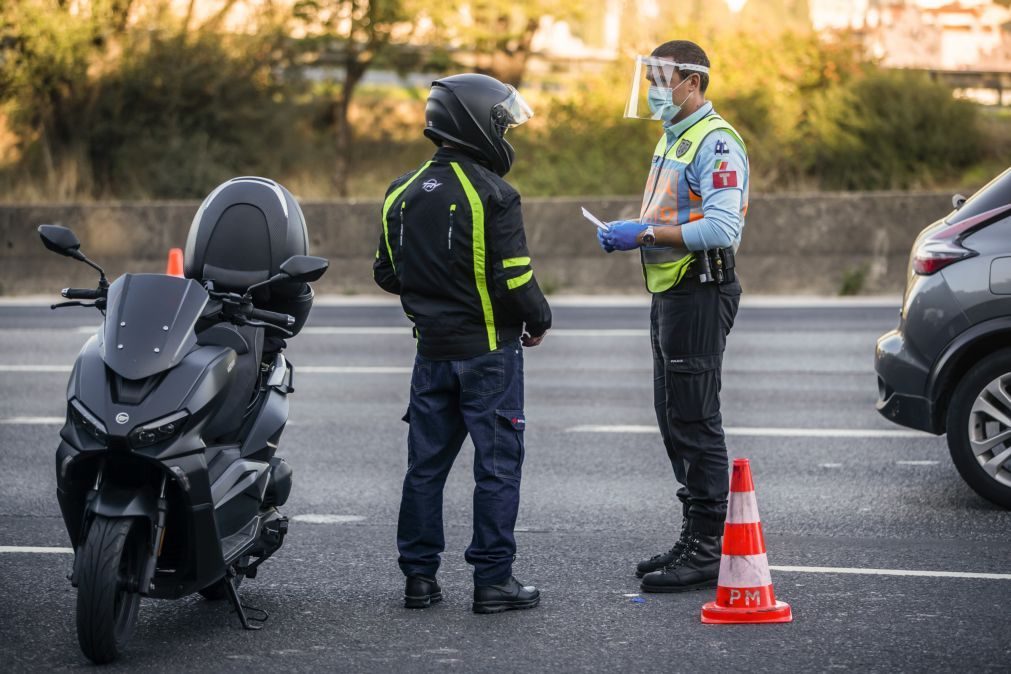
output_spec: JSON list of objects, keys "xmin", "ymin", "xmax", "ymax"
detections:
[{"xmin": 946, "ymin": 348, "xmax": 1011, "ymax": 509}]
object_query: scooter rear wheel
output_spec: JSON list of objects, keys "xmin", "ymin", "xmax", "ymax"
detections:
[{"xmin": 75, "ymin": 515, "xmax": 145, "ymax": 664}]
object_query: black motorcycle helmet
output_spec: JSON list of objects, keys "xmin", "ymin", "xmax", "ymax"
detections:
[{"xmin": 423, "ymin": 73, "xmax": 533, "ymax": 177}]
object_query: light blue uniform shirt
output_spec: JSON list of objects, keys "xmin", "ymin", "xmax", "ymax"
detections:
[{"xmin": 662, "ymin": 101, "xmax": 749, "ymax": 252}]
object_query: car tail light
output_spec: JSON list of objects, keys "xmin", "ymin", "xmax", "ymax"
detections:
[
  {"xmin": 912, "ymin": 239, "xmax": 974, "ymax": 275},
  {"xmin": 912, "ymin": 202, "xmax": 1011, "ymax": 276}
]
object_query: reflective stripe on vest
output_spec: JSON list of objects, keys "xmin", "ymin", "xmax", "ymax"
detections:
[{"xmin": 638, "ymin": 114, "xmax": 746, "ymax": 293}]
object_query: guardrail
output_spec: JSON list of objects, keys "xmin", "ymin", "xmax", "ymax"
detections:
[{"xmin": 0, "ymin": 192, "xmax": 954, "ymax": 295}]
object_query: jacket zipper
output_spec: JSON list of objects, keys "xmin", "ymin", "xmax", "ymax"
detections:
[
  {"xmin": 399, "ymin": 201, "xmax": 406, "ymax": 249},
  {"xmin": 448, "ymin": 204, "xmax": 456, "ymax": 253}
]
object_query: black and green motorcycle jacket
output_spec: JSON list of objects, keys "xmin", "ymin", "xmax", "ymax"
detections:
[{"xmin": 373, "ymin": 147, "xmax": 552, "ymax": 360}]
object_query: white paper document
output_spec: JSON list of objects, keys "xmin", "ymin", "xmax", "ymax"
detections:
[{"xmin": 580, "ymin": 207, "xmax": 608, "ymax": 231}]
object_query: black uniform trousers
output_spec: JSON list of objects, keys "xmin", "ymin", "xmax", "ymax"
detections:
[{"xmin": 650, "ymin": 275, "xmax": 741, "ymax": 536}]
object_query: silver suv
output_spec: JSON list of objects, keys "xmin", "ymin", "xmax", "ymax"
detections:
[{"xmin": 876, "ymin": 168, "xmax": 1011, "ymax": 508}]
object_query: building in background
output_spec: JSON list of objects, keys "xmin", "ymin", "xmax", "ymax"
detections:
[{"xmin": 810, "ymin": 0, "xmax": 1011, "ymax": 102}]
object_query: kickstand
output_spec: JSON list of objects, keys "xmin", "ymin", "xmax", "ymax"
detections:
[{"xmin": 223, "ymin": 574, "xmax": 268, "ymax": 631}]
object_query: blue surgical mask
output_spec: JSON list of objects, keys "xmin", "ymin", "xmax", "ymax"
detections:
[{"xmin": 647, "ymin": 79, "xmax": 691, "ymax": 123}]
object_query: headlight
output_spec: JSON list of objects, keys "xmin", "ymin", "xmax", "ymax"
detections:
[
  {"xmin": 129, "ymin": 411, "xmax": 189, "ymax": 449},
  {"xmin": 69, "ymin": 399, "xmax": 108, "ymax": 444}
]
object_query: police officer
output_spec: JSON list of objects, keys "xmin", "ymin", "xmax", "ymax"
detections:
[
  {"xmin": 374, "ymin": 74, "xmax": 552, "ymax": 613},
  {"xmin": 598, "ymin": 41, "xmax": 748, "ymax": 592}
]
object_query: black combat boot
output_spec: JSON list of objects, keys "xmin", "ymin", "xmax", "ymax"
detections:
[
  {"xmin": 635, "ymin": 519, "xmax": 689, "ymax": 578},
  {"xmin": 640, "ymin": 531, "xmax": 722, "ymax": 593},
  {"xmin": 472, "ymin": 576, "xmax": 540, "ymax": 614},
  {"xmin": 404, "ymin": 575, "xmax": 442, "ymax": 608},
  {"xmin": 635, "ymin": 504, "xmax": 690, "ymax": 578}
]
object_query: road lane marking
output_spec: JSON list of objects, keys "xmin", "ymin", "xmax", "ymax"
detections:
[
  {"xmin": 299, "ymin": 366, "xmax": 411, "ymax": 374},
  {"xmin": 0, "ymin": 546, "xmax": 1005, "ymax": 581},
  {"xmin": 54, "ymin": 326, "xmax": 654, "ymax": 337},
  {"xmin": 0, "ymin": 365, "xmax": 410, "ymax": 375},
  {"xmin": 0, "ymin": 416, "xmax": 63, "ymax": 425},
  {"xmin": 769, "ymin": 566, "xmax": 1011, "ymax": 581},
  {"xmin": 896, "ymin": 460, "xmax": 940, "ymax": 466},
  {"xmin": 567, "ymin": 425, "xmax": 932, "ymax": 439},
  {"xmin": 0, "ymin": 365, "xmax": 73, "ymax": 372},
  {"xmin": 290, "ymin": 514, "xmax": 366, "ymax": 524},
  {"xmin": 0, "ymin": 295, "xmax": 904, "ymax": 309}
]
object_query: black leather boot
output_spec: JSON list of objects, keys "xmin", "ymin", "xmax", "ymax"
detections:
[
  {"xmin": 472, "ymin": 576, "xmax": 540, "ymax": 614},
  {"xmin": 404, "ymin": 575, "xmax": 442, "ymax": 609},
  {"xmin": 635, "ymin": 519, "xmax": 689, "ymax": 578},
  {"xmin": 640, "ymin": 532, "xmax": 721, "ymax": 593}
]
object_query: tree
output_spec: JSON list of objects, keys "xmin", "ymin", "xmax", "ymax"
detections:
[
  {"xmin": 433, "ymin": 1, "xmax": 582, "ymax": 87},
  {"xmin": 291, "ymin": 0, "xmax": 417, "ymax": 196}
]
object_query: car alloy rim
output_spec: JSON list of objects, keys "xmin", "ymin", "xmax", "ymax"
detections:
[{"xmin": 968, "ymin": 373, "xmax": 1011, "ymax": 489}]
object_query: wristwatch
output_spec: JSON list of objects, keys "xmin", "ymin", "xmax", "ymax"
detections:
[{"xmin": 641, "ymin": 226, "xmax": 656, "ymax": 246}]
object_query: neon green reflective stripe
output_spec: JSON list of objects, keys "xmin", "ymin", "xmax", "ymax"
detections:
[
  {"xmin": 503, "ymin": 256, "xmax": 530, "ymax": 268},
  {"xmin": 643, "ymin": 254, "xmax": 695, "ymax": 293},
  {"xmin": 380, "ymin": 162, "xmax": 432, "ymax": 273},
  {"xmin": 449, "ymin": 162, "xmax": 496, "ymax": 351},
  {"xmin": 507, "ymin": 270, "xmax": 533, "ymax": 290}
]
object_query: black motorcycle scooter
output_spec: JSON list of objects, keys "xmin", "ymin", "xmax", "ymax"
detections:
[{"xmin": 39, "ymin": 224, "xmax": 328, "ymax": 664}]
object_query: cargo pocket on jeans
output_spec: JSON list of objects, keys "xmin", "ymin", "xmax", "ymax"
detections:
[
  {"xmin": 665, "ymin": 355, "xmax": 721, "ymax": 422},
  {"xmin": 493, "ymin": 410, "xmax": 525, "ymax": 481}
]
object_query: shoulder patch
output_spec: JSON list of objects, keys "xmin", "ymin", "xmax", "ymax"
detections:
[{"xmin": 675, "ymin": 138, "xmax": 692, "ymax": 159}]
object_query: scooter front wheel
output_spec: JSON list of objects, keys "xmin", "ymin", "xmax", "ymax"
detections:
[{"xmin": 75, "ymin": 515, "xmax": 145, "ymax": 664}]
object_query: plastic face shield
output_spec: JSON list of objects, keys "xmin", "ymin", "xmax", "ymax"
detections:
[
  {"xmin": 624, "ymin": 56, "xmax": 710, "ymax": 120},
  {"xmin": 492, "ymin": 85, "xmax": 534, "ymax": 136}
]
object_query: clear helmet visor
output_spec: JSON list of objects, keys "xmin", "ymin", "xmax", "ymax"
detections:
[
  {"xmin": 624, "ymin": 55, "xmax": 710, "ymax": 120},
  {"xmin": 492, "ymin": 85, "xmax": 534, "ymax": 136}
]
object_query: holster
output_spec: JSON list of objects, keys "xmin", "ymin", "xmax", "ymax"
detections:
[{"xmin": 698, "ymin": 248, "xmax": 736, "ymax": 285}]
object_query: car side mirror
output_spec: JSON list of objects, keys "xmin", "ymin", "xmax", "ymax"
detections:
[
  {"xmin": 38, "ymin": 224, "xmax": 83, "ymax": 258},
  {"xmin": 952, "ymin": 194, "xmax": 966, "ymax": 210},
  {"xmin": 279, "ymin": 255, "xmax": 329, "ymax": 283}
]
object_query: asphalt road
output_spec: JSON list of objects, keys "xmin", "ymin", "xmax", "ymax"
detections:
[{"xmin": 1, "ymin": 298, "xmax": 1008, "ymax": 672}]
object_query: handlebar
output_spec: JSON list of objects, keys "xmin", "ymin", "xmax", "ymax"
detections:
[
  {"xmin": 249, "ymin": 307, "xmax": 295, "ymax": 327},
  {"xmin": 62, "ymin": 287, "xmax": 100, "ymax": 300}
]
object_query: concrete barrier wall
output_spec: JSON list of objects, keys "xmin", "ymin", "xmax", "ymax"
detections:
[{"xmin": 0, "ymin": 192, "xmax": 955, "ymax": 296}]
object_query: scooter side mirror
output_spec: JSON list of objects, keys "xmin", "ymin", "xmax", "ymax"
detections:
[
  {"xmin": 952, "ymin": 194, "xmax": 967, "ymax": 210},
  {"xmin": 279, "ymin": 255, "xmax": 329, "ymax": 283},
  {"xmin": 38, "ymin": 224, "xmax": 83, "ymax": 258}
]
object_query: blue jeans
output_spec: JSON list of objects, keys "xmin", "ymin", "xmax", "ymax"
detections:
[{"xmin": 397, "ymin": 339, "xmax": 525, "ymax": 586}]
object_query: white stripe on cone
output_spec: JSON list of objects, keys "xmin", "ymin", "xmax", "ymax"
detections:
[
  {"xmin": 726, "ymin": 490, "xmax": 760, "ymax": 524},
  {"xmin": 717, "ymin": 553, "xmax": 774, "ymax": 588}
]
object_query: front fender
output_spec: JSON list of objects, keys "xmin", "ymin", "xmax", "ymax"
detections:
[{"xmin": 89, "ymin": 485, "xmax": 158, "ymax": 521}]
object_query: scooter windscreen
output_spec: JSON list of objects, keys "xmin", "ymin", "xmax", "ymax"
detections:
[{"xmin": 100, "ymin": 274, "xmax": 209, "ymax": 380}]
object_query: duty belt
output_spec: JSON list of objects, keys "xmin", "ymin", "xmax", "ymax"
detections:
[{"xmin": 642, "ymin": 247, "xmax": 737, "ymax": 284}]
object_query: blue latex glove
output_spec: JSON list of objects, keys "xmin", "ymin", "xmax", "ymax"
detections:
[
  {"xmin": 597, "ymin": 227, "xmax": 615, "ymax": 253},
  {"xmin": 602, "ymin": 220, "xmax": 647, "ymax": 251}
]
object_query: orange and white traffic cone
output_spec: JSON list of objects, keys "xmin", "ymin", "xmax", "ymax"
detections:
[
  {"xmin": 701, "ymin": 458, "xmax": 792, "ymax": 624},
  {"xmin": 166, "ymin": 248, "xmax": 184, "ymax": 277}
]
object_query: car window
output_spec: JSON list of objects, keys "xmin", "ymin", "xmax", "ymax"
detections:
[{"xmin": 948, "ymin": 168, "xmax": 1011, "ymax": 224}]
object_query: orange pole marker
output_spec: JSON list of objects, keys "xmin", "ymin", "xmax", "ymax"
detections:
[
  {"xmin": 166, "ymin": 248, "xmax": 184, "ymax": 277},
  {"xmin": 701, "ymin": 458, "xmax": 792, "ymax": 624}
]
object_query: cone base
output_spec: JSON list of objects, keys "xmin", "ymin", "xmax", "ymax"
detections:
[{"xmin": 701, "ymin": 600, "xmax": 792, "ymax": 624}]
